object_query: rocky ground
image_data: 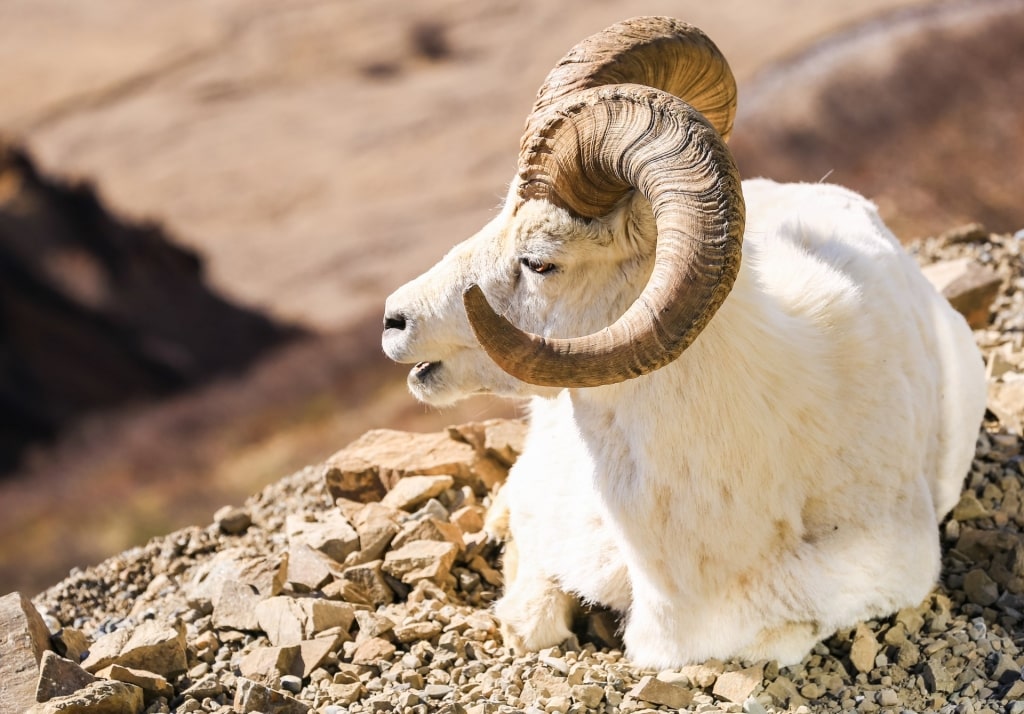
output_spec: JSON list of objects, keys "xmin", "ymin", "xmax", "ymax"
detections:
[{"xmin": 1, "ymin": 226, "xmax": 1022, "ymax": 713}]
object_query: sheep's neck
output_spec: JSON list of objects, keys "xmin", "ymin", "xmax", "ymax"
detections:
[{"xmin": 565, "ymin": 267, "xmax": 808, "ymax": 598}]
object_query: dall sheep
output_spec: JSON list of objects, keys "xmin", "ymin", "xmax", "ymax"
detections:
[{"xmin": 381, "ymin": 17, "xmax": 987, "ymax": 667}]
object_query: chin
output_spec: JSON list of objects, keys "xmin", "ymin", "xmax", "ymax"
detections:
[
  {"xmin": 405, "ymin": 360, "xmax": 475, "ymax": 406},
  {"xmin": 406, "ymin": 359, "xmax": 543, "ymax": 406}
]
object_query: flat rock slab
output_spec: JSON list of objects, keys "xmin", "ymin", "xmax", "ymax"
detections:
[
  {"xmin": 238, "ymin": 645, "xmax": 301, "ymax": 684},
  {"xmin": 629, "ymin": 675, "xmax": 693, "ymax": 709},
  {"xmin": 0, "ymin": 591, "xmax": 52, "ymax": 714},
  {"xmin": 382, "ymin": 539, "xmax": 459, "ymax": 585},
  {"xmin": 96, "ymin": 663, "xmax": 173, "ymax": 700},
  {"xmin": 381, "ymin": 474, "xmax": 455, "ymax": 511},
  {"xmin": 188, "ymin": 548, "xmax": 288, "ymax": 602},
  {"xmin": 82, "ymin": 620, "xmax": 186, "ymax": 677},
  {"xmin": 234, "ymin": 677, "xmax": 310, "ymax": 714},
  {"xmin": 286, "ymin": 511, "xmax": 360, "ymax": 562},
  {"xmin": 713, "ymin": 662, "xmax": 766, "ymax": 703},
  {"xmin": 28, "ymin": 680, "xmax": 144, "ymax": 714},
  {"xmin": 254, "ymin": 596, "xmax": 354, "ymax": 647},
  {"xmin": 922, "ymin": 257, "xmax": 1002, "ymax": 329},
  {"xmin": 35, "ymin": 651, "xmax": 99, "ymax": 703}
]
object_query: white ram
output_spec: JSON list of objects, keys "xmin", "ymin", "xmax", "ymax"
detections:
[{"xmin": 381, "ymin": 17, "xmax": 986, "ymax": 667}]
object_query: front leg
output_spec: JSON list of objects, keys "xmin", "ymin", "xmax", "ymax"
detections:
[{"xmin": 495, "ymin": 539, "xmax": 577, "ymax": 653}]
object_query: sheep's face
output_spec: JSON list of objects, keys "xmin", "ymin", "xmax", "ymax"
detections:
[{"xmin": 382, "ymin": 189, "xmax": 656, "ymax": 405}]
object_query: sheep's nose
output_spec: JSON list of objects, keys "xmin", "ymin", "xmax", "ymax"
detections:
[{"xmin": 383, "ymin": 311, "xmax": 407, "ymax": 332}]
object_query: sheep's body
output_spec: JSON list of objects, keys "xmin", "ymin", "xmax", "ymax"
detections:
[
  {"xmin": 490, "ymin": 179, "xmax": 985, "ymax": 666},
  {"xmin": 382, "ymin": 17, "xmax": 987, "ymax": 662}
]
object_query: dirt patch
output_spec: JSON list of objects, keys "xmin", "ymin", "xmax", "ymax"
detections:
[{"xmin": 731, "ymin": 0, "xmax": 1024, "ymax": 239}]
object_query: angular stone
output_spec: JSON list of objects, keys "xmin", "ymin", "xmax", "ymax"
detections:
[
  {"xmin": 81, "ymin": 621, "xmax": 186, "ymax": 678},
  {"xmin": 895, "ymin": 606, "xmax": 925, "ymax": 635},
  {"xmin": 328, "ymin": 681, "xmax": 365, "ymax": 705},
  {"xmin": 325, "ymin": 429, "xmax": 478, "ymax": 502},
  {"xmin": 883, "ymin": 622, "xmax": 908, "ymax": 646},
  {"xmin": 922, "ymin": 659, "xmax": 957, "ymax": 693},
  {"xmin": 350, "ymin": 636, "xmax": 397, "ymax": 664},
  {"xmin": 392, "ymin": 517, "xmax": 465, "ymax": 551},
  {"xmin": 254, "ymin": 598, "xmax": 309, "ymax": 647},
  {"xmin": 339, "ymin": 501, "xmax": 400, "ymax": 566},
  {"xmin": 287, "ymin": 543, "xmax": 343, "ymax": 592},
  {"xmin": 286, "ymin": 511, "xmax": 360, "ymax": 563},
  {"xmin": 956, "ymin": 526, "xmax": 1022, "ymax": 561},
  {"xmin": 78, "ymin": 629, "xmax": 130, "ymax": 675},
  {"xmin": 1004, "ymin": 679, "xmax": 1024, "ymax": 700},
  {"xmin": 921, "ymin": 257, "xmax": 1001, "ymax": 328},
  {"xmin": 382, "ymin": 540, "xmax": 458, "ymax": 585},
  {"xmin": 628, "ymin": 675, "xmax": 693, "ymax": 709},
  {"xmin": 35, "ymin": 651, "xmax": 99, "ymax": 703},
  {"xmin": 111, "ymin": 621, "xmax": 186, "ymax": 678},
  {"xmin": 340, "ymin": 561, "xmax": 395, "ymax": 606},
  {"xmin": 0, "ymin": 591, "xmax": 52, "ymax": 714},
  {"xmin": 988, "ymin": 348, "xmax": 1022, "ymax": 380},
  {"xmin": 963, "ymin": 568, "xmax": 1000, "ymax": 606},
  {"xmin": 381, "ymin": 474, "xmax": 455, "ymax": 511},
  {"xmin": 393, "ymin": 621, "xmax": 442, "ymax": 643},
  {"xmin": 234, "ymin": 677, "xmax": 310, "ymax": 714},
  {"xmin": 896, "ymin": 640, "xmax": 921, "ymax": 669},
  {"xmin": 48, "ymin": 628, "xmax": 89, "ymax": 666},
  {"xmin": 953, "ymin": 492, "xmax": 989, "ymax": 521},
  {"xmin": 188, "ymin": 548, "xmax": 287, "ymax": 602},
  {"xmin": 31, "ymin": 680, "xmax": 144, "ymax": 714},
  {"xmin": 298, "ymin": 635, "xmax": 342, "ymax": 677},
  {"xmin": 409, "ymin": 498, "xmax": 449, "ymax": 523},
  {"xmin": 572, "ymin": 683, "xmax": 605, "ymax": 708},
  {"xmin": 850, "ymin": 624, "xmax": 880, "ymax": 674},
  {"xmin": 213, "ymin": 580, "xmax": 264, "ymax": 631},
  {"xmin": 713, "ymin": 663, "xmax": 765, "ymax": 703},
  {"xmin": 238, "ymin": 646, "xmax": 301, "ymax": 685},
  {"xmin": 182, "ymin": 675, "xmax": 225, "ymax": 699},
  {"xmin": 468, "ymin": 555, "xmax": 503, "ymax": 587},
  {"xmin": 448, "ymin": 418, "xmax": 528, "ymax": 469},
  {"xmin": 255, "ymin": 596, "xmax": 354, "ymax": 647},
  {"xmin": 95, "ymin": 664, "xmax": 173, "ymax": 700},
  {"xmin": 321, "ymin": 578, "xmax": 376, "ymax": 607},
  {"xmin": 989, "ymin": 380, "xmax": 1024, "ymax": 435},
  {"xmin": 677, "ymin": 660, "xmax": 724, "ymax": 688},
  {"xmin": 450, "ymin": 505, "xmax": 486, "ymax": 534},
  {"xmin": 214, "ymin": 504, "xmax": 252, "ymax": 535},
  {"xmin": 763, "ymin": 676, "xmax": 806, "ymax": 708},
  {"xmin": 424, "ymin": 683, "xmax": 452, "ymax": 698},
  {"xmin": 353, "ymin": 611, "xmax": 396, "ymax": 641}
]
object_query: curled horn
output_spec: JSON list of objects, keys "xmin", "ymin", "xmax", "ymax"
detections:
[
  {"xmin": 524, "ymin": 16, "xmax": 737, "ymax": 148},
  {"xmin": 463, "ymin": 19, "xmax": 744, "ymax": 388}
]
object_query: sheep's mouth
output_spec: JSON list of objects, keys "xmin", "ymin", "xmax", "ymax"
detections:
[{"xmin": 411, "ymin": 361, "xmax": 440, "ymax": 381}]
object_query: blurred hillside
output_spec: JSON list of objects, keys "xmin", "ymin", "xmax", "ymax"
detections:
[{"xmin": 1, "ymin": 0, "xmax": 1021, "ymax": 594}]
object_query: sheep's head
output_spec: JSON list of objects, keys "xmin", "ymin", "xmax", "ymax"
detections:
[{"xmin": 383, "ymin": 17, "xmax": 746, "ymax": 405}]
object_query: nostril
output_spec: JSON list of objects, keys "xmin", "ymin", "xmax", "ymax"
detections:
[{"xmin": 383, "ymin": 312, "xmax": 407, "ymax": 331}]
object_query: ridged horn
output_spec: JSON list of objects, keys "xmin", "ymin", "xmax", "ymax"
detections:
[
  {"xmin": 463, "ymin": 84, "xmax": 744, "ymax": 387},
  {"xmin": 523, "ymin": 16, "xmax": 737, "ymax": 148}
]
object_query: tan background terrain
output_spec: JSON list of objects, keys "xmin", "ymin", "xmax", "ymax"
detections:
[{"xmin": 1, "ymin": 0, "xmax": 1021, "ymax": 593}]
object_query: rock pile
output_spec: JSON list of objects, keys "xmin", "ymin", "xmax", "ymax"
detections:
[{"xmin": 2, "ymin": 228, "xmax": 1024, "ymax": 714}]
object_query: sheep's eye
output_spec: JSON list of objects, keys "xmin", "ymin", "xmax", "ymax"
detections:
[{"xmin": 521, "ymin": 257, "xmax": 556, "ymax": 275}]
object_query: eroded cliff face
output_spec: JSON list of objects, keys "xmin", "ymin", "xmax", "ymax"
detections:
[{"xmin": 0, "ymin": 145, "xmax": 301, "ymax": 472}]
